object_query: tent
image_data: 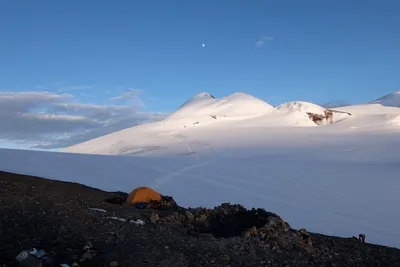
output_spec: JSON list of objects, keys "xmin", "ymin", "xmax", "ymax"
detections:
[{"xmin": 126, "ymin": 187, "xmax": 162, "ymax": 205}]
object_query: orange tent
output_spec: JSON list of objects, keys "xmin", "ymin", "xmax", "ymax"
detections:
[{"xmin": 126, "ymin": 187, "xmax": 162, "ymax": 205}]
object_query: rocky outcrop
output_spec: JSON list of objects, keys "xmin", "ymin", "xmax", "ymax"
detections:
[
  {"xmin": 307, "ymin": 109, "xmax": 352, "ymax": 125},
  {"xmin": 307, "ymin": 110, "xmax": 333, "ymax": 125},
  {"xmin": 149, "ymin": 203, "xmax": 313, "ymax": 252}
]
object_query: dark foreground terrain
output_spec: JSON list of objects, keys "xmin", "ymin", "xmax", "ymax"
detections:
[{"xmin": 1, "ymin": 171, "xmax": 400, "ymax": 267}]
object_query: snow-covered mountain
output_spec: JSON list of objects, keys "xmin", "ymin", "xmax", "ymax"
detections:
[
  {"xmin": 62, "ymin": 91, "xmax": 399, "ymax": 156},
  {"xmin": 1, "ymin": 91, "xmax": 400, "ymax": 248},
  {"xmin": 371, "ymin": 91, "xmax": 400, "ymax": 107},
  {"xmin": 168, "ymin": 92, "xmax": 275, "ymax": 120}
]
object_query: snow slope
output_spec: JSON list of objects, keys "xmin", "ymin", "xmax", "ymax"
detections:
[
  {"xmin": 167, "ymin": 92, "xmax": 275, "ymax": 120},
  {"xmin": 62, "ymin": 92, "xmax": 278, "ymax": 155},
  {"xmin": 2, "ymin": 92, "xmax": 400, "ymax": 248},
  {"xmin": 274, "ymin": 101, "xmax": 350, "ymax": 126},
  {"xmin": 333, "ymin": 104, "xmax": 400, "ymax": 130},
  {"xmin": 1, "ymin": 130, "xmax": 400, "ymax": 248},
  {"xmin": 371, "ymin": 91, "xmax": 400, "ymax": 107},
  {"xmin": 276, "ymin": 101, "xmax": 327, "ymax": 113}
]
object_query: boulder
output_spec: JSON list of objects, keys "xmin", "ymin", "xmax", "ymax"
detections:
[
  {"xmin": 243, "ymin": 226, "xmax": 258, "ymax": 239},
  {"xmin": 185, "ymin": 211, "xmax": 195, "ymax": 223},
  {"xmin": 298, "ymin": 228, "xmax": 313, "ymax": 247},
  {"xmin": 19, "ymin": 256, "xmax": 42, "ymax": 267},
  {"xmin": 150, "ymin": 212, "xmax": 160, "ymax": 224}
]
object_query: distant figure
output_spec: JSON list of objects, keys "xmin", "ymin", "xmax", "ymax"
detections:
[
  {"xmin": 352, "ymin": 233, "xmax": 366, "ymax": 243},
  {"xmin": 359, "ymin": 233, "xmax": 366, "ymax": 243}
]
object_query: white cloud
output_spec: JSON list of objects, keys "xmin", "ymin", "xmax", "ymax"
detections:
[
  {"xmin": 111, "ymin": 89, "xmax": 141, "ymax": 101},
  {"xmin": 255, "ymin": 36, "xmax": 275, "ymax": 48},
  {"xmin": 111, "ymin": 89, "xmax": 146, "ymax": 109},
  {"xmin": 57, "ymin": 85, "xmax": 94, "ymax": 93},
  {"xmin": 0, "ymin": 91, "xmax": 167, "ymax": 149}
]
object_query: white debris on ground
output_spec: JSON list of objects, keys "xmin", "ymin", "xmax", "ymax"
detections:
[
  {"xmin": 107, "ymin": 216, "xmax": 127, "ymax": 222},
  {"xmin": 107, "ymin": 217, "xmax": 145, "ymax": 225},
  {"xmin": 130, "ymin": 219, "xmax": 146, "ymax": 225},
  {"xmin": 88, "ymin": 208, "xmax": 107, "ymax": 213},
  {"xmin": 90, "ymin": 208, "xmax": 145, "ymax": 225}
]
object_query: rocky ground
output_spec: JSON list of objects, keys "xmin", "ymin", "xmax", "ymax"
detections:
[{"xmin": 1, "ymin": 170, "xmax": 400, "ymax": 267}]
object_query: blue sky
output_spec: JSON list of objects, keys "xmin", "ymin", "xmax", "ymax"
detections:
[{"xmin": 0, "ymin": 0, "xmax": 399, "ymax": 149}]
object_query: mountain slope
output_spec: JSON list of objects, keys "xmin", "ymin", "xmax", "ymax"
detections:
[
  {"xmin": 274, "ymin": 101, "xmax": 350, "ymax": 126},
  {"xmin": 62, "ymin": 92, "xmax": 278, "ymax": 155},
  {"xmin": 167, "ymin": 92, "xmax": 275, "ymax": 120},
  {"xmin": 370, "ymin": 91, "xmax": 400, "ymax": 107}
]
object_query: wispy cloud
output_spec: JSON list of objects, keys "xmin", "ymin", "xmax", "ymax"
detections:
[
  {"xmin": 255, "ymin": 36, "xmax": 275, "ymax": 48},
  {"xmin": 33, "ymin": 81, "xmax": 95, "ymax": 93},
  {"xmin": 111, "ymin": 89, "xmax": 146, "ymax": 109},
  {"xmin": 111, "ymin": 89, "xmax": 141, "ymax": 101},
  {"xmin": 57, "ymin": 85, "xmax": 94, "ymax": 93},
  {"xmin": 0, "ymin": 91, "xmax": 167, "ymax": 149}
]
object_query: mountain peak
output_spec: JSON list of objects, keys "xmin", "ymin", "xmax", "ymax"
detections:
[
  {"xmin": 167, "ymin": 92, "xmax": 274, "ymax": 120},
  {"xmin": 370, "ymin": 91, "xmax": 400, "ymax": 107},
  {"xmin": 191, "ymin": 92, "xmax": 215, "ymax": 100}
]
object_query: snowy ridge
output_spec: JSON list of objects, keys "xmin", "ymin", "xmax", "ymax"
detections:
[
  {"xmin": 371, "ymin": 91, "xmax": 400, "ymax": 107},
  {"xmin": 274, "ymin": 101, "xmax": 340, "ymax": 126},
  {"xmin": 276, "ymin": 101, "xmax": 326, "ymax": 114},
  {"xmin": 167, "ymin": 92, "xmax": 275, "ymax": 120}
]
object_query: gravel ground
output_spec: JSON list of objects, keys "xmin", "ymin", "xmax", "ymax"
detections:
[{"xmin": 1, "ymin": 170, "xmax": 400, "ymax": 267}]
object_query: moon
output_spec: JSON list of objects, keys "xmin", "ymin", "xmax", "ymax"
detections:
[{"xmin": 202, "ymin": 44, "xmax": 206, "ymax": 47}]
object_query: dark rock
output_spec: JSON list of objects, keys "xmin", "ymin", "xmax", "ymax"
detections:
[
  {"xmin": 19, "ymin": 256, "xmax": 42, "ymax": 267},
  {"xmin": 298, "ymin": 228, "xmax": 312, "ymax": 247},
  {"xmin": 109, "ymin": 260, "xmax": 120, "ymax": 267},
  {"xmin": 57, "ymin": 250, "xmax": 78, "ymax": 265},
  {"xmin": 105, "ymin": 197, "xmax": 125, "ymax": 205},
  {"xmin": 198, "ymin": 234, "xmax": 214, "ymax": 241},
  {"xmin": 41, "ymin": 256, "xmax": 58, "ymax": 267},
  {"xmin": 243, "ymin": 226, "xmax": 258, "ymax": 239},
  {"xmin": 87, "ymin": 253, "xmax": 119, "ymax": 267},
  {"xmin": 185, "ymin": 211, "xmax": 194, "ymax": 223},
  {"xmin": 187, "ymin": 229, "xmax": 200, "ymax": 238},
  {"xmin": 194, "ymin": 214, "xmax": 208, "ymax": 228}
]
